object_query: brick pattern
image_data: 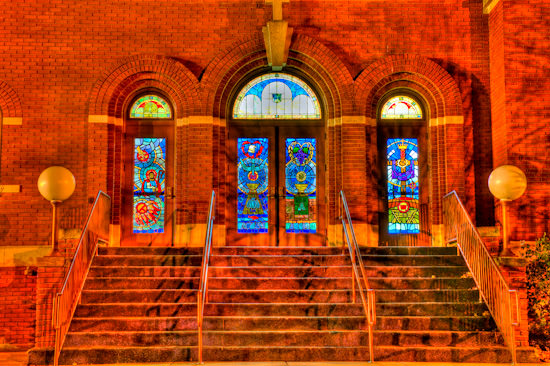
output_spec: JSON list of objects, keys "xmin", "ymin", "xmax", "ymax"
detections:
[
  {"xmin": 35, "ymin": 264, "xmax": 66, "ymax": 348},
  {"xmin": 0, "ymin": 267, "xmax": 36, "ymax": 349}
]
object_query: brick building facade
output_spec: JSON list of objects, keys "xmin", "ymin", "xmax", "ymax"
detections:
[{"xmin": 0, "ymin": 0, "xmax": 548, "ymax": 360}]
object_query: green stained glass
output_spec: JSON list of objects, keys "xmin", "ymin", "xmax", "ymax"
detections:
[{"xmin": 130, "ymin": 95, "xmax": 172, "ymax": 119}]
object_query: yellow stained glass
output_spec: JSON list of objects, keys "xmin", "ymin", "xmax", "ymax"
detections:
[
  {"xmin": 381, "ymin": 96, "xmax": 422, "ymax": 119},
  {"xmin": 130, "ymin": 95, "xmax": 172, "ymax": 119}
]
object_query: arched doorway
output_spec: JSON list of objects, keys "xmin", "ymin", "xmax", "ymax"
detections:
[
  {"xmin": 120, "ymin": 92, "xmax": 176, "ymax": 246},
  {"xmin": 226, "ymin": 72, "xmax": 327, "ymax": 246},
  {"xmin": 377, "ymin": 93, "xmax": 431, "ymax": 246}
]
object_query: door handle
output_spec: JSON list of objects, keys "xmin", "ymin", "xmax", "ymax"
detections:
[{"xmin": 166, "ymin": 187, "xmax": 175, "ymax": 199}]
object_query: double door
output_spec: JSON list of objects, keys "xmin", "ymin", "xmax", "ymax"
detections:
[{"xmin": 228, "ymin": 124, "xmax": 325, "ymax": 246}]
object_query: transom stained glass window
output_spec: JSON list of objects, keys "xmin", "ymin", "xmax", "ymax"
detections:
[
  {"xmin": 286, "ymin": 138, "xmax": 317, "ymax": 233},
  {"xmin": 133, "ymin": 138, "xmax": 166, "ymax": 233},
  {"xmin": 381, "ymin": 96, "xmax": 422, "ymax": 119},
  {"xmin": 387, "ymin": 138, "xmax": 420, "ymax": 234},
  {"xmin": 237, "ymin": 138, "xmax": 269, "ymax": 233},
  {"xmin": 130, "ymin": 95, "xmax": 172, "ymax": 119},
  {"xmin": 233, "ymin": 73, "xmax": 321, "ymax": 119}
]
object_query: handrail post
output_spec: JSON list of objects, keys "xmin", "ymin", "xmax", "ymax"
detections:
[
  {"xmin": 197, "ymin": 190, "xmax": 216, "ymax": 364},
  {"xmin": 340, "ymin": 190, "xmax": 375, "ymax": 363}
]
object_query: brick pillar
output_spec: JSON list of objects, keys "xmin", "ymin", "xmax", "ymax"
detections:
[{"xmin": 33, "ymin": 257, "xmax": 68, "ymax": 351}]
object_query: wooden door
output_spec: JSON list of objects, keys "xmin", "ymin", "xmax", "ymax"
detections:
[
  {"xmin": 121, "ymin": 121, "xmax": 175, "ymax": 246},
  {"xmin": 377, "ymin": 122, "xmax": 430, "ymax": 246},
  {"xmin": 227, "ymin": 124, "xmax": 326, "ymax": 246}
]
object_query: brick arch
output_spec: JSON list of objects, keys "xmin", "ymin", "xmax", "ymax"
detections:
[
  {"xmin": 355, "ymin": 55, "xmax": 465, "ymax": 246},
  {"xmin": 88, "ymin": 54, "xmax": 200, "ymax": 118},
  {"xmin": 201, "ymin": 34, "xmax": 354, "ymax": 120},
  {"xmin": 108, "ymin": 77, "xmax": 186, "ymax": 120},
  {"xmin": 0, "ymin": 81, "xmax": 22, "ymax": 119},
  {"xmin": 367, "ymin": 77, "xmax": 441, "ymax": 121},
  {"xmin": 355, "ymin": 54, "xmax": 463, "ymax": 119}
]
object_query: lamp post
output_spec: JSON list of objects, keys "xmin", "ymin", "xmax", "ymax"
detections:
[
  {"xmin": 37, "ymin": 166, "xmax": 76, "ymax": 256},
  {"xmin": 488, "ymin": 165, "xmax": 527, "ymax": 257}
]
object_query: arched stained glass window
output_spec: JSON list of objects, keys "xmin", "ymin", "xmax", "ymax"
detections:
[
  {"xmin": 381, "ymin": 96, "xmax": 422, "ymax": 119},
  {"xmin": 233, "ymin": 73, "xmax": 321, "ymax": 119},
  {"xmin": 130, "ymin": 95, "xmax": 172, "ymax": 119}
]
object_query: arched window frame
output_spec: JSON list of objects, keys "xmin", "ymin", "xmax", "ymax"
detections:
[
  {"xmin": 231, "ymin": 72, "xmax": 323, "ymax": 121},
  {"xmin": 377, "ymin": 91, "xmax": 429, "ymax": 240}
]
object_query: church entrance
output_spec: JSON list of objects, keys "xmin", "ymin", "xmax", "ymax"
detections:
[
  {"xmin": 120, "ymin": 94, "xmax": 175, "ymax": 246},
  {"xmin": 227, "ymin": 122, "xmax": 326, "ymax": 246}
]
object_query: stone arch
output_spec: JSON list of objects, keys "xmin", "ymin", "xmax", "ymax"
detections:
[{"xmin": 355, "ymin": 54, "xmax": 465, "ymax": 246}]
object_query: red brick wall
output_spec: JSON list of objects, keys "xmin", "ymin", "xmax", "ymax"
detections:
[
  {"xmin": 0, "ymin": 267, "xmax": 36, "ymax": 349},
  {"xmin": 0, "ymin": 0, "xmax": 500, "ymax": 246},
  {"xmin": 489, "ymin": 0, "xmax": 550, "ymax": 240}
]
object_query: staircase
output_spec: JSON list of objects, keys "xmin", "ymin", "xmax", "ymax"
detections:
[{"xmin": 33, "ymin": 245, "xmax": 522, "ymax": 364}]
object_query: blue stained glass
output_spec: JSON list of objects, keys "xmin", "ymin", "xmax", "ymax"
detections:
[
  {"xmin": 233, "ymin": 73, "xmax": 321, "ymax": 119},
  {"xmin": 387, "ymin": 138, "xmax": 420, "ymax": 234},
  {"xmin": 238, "ymin": 138, "xmax": 269, "ymax": 233},
  {"xmin": 133, "ymin": 138, "xmax": 166, "ymax": 234},
  {"xmin": 285, "ymin": 138, "xmax": 317, "ymax": 233}
]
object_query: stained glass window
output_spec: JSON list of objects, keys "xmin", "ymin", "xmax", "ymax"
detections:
[
  {"xmin": 285, "ymin": 138, "xmax": 317, "ymax": 233},
  {"xmin": 381, "ymin": 96, "xmax": 422, "ymax": 119},
  {"xmin": 133, "ymin": 138, "xmax": 166, "ymax": 233},
  {"xmin": 130, "ymin": 95, "xmax": 172, "ymax": 119},
  {"xmin": 387, "ymin": 138, "xmax": 420, "ymax": 234},
  {"xmin": 237, "ymin": 138, "xmax": 269, "ymax": 233},
  {"xmin": 233, "ymin": 73, "xmax": 321, "ymax": 119}
]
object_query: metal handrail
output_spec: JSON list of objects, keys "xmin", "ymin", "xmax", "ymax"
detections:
[
  {"xmin": 339, "ymin": 190, "xmax": 376, "ymax": 363},
  {"xmin": 197, "ymin": 190, "xmax": 216, "ymax": 364},
  {"xmin": 53, "ymin": 191, "xmax": 111, "ymax": 366},
  {"xmin": 443, "ymin": 191, "xmax": 518, "ymax": 364}
]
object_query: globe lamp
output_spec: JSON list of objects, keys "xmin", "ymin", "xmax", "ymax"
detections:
[
  {"xmin": 488, "ymin": 165, "xmax": 527, "ymax": 257},
  {"xmin": 37, "ymin": 166, "xmax": 76, "ymax": 255}
]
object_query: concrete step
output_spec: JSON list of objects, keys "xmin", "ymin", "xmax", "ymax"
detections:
[
  {"xmin": 88, "ymin": 265, "xmax": 470, "ymax": 278},
  {"xmin": 83, "ymin": 276, "xmax": 476, "ymax": 290},
  {"xmin": 74, "ymin": 302, "xmax": 489, "ymax": 318},
  {"xmin": 32, "ymin": 345, "xmax": 515, "ymax": 364},
  {"xmin": 69, "ymin": 315, "xmax": 496, "ymax": 332},
  {"xmin": 80, "ymin": 288, "xmax": 482, "ymax": 304},
  {"xmin": 64, "ymin": 329, "xmax": 505, "ymax": 348},
  {"xmin": 92, "ymin": 254, "xmax": 466, "ymax": 267},
  {"xmin": 97, "ymin": 246, "xmax": 459, "ymax": 256}
]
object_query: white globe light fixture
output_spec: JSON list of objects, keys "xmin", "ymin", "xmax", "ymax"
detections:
[
  {"xmin": 37, "ymin": 166, "xmax": 76, "ymax": 255},
  {"xmin": 488, "ymin": 165, "xmax": 527, "ymax": 257}
]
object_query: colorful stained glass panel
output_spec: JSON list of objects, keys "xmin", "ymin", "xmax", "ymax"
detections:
[
  {"xmin": 237, "ymin": 138, "xmax": 269, "ymax": 233},
  {"xmin": 285, "ymin": 138, "xmax": 317, "ymax": 233},
  {"xmin": 233, "ymin": 73, "xmax": 321, "ymax": 119},
  {"xmin": 130, "ymin": 95, "xmax": 172, "ymax": 119},
  {"xmin": 381, "ymin": 96, "xmax": 422, "ymax": 119},
  {"xmin": 133, "ymin": 138, "xmax": 166, "ymax": 234},
  {"xmin": 387, "ymin": 138, "xmax": 420, "ymax": 234}
]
